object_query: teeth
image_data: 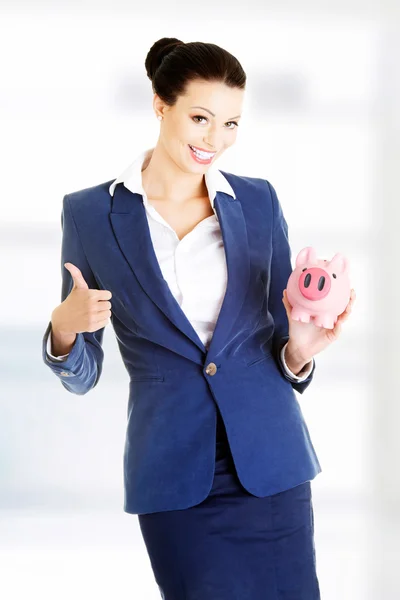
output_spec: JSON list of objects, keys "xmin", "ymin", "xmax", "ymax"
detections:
[{"xmin": 189, "ymin": 145, "xmax": 215, "ymax": 159}]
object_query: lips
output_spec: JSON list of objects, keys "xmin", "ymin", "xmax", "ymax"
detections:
[
  {"xmin": 188, "ymin": 144, "xmax": 216, "ymax": 164},
  {"xmin": 189, "ymin": 144, "xmax": 216, "ymax": 154}
]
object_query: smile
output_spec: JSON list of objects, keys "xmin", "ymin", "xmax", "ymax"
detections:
[{"xmin": 188, "ymin": 144, "xmax": 216, "ymax": 164}]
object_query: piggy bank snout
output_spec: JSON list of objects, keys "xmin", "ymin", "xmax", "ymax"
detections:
[{"xmin": 298, "ymin": 267, "xmax": 331, "ymax": 301}]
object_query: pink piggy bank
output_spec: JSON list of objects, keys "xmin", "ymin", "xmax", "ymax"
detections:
[{"xmin": 286, "ymin": 246, "xmax": 351, "ymax": 329}]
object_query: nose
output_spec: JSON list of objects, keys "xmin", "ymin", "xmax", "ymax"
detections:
[
  {"xmin": 298, "ymin": 267, "xmax": 331, "ymax": 301},
  {"xmin": 203, "ymin": 128, "xmax": 221, "ymax": 150},
  {"xmin": 203, "ymin": 139, "xmax": 217, "ymax": 150}
]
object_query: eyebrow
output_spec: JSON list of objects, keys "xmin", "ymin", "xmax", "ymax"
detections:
[{"xmin": 190, "ymin": 105, "xmax": 241, "ymax": 120}]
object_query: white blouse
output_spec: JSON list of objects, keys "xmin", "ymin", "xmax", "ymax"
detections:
[{"xmin": 47, "ymin": 147, "xmax": 313, "ymax": 381}]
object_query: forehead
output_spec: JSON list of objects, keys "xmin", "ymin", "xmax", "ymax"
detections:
[{"xmin": 179, "ymin": 79, "xmax": 244, "ymax": 111}]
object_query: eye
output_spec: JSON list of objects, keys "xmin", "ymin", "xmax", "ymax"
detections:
[
  {"xmin": 192, "ymin": 115, "xmax": 239, "ymax": 129},
  {"xmin": 192, "ymin": 115, "xmax": 208, "ymax": 125}
]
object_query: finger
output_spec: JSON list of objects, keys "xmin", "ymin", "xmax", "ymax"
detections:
[
  {"xmin": 64, "ymin": 262, "xmax": 89, "ymax": 290},
  {"xmin": 87, "ymin": 317, "xmax": 110, "ymax": 332},
  {"xmin": 338, "ymin": 304, "xmax": 351, "ymax": 322},
  {"xmin": 92, "ymin": 289, "xmax": 113, "ymax": 301},
  {"xmin": 331, "ymin": 319, "xmax": 342, "ymax": 338},
  {"xmin": 282, "ymin": 290, "xmax": 290, "ymax": 313},
  {"xmin": 95, "ymin": 309, "xmax": 112, "ymax": 320},
  {"xmin": 94, "ymin": 300, "xmax": 112, "ymax": 311},
  {"xmin": 339, "ymin": 297, "xmax": 352, "ymax": 320},
  {"xmin": 282, "ymin": 289, "xmax": 289, "ymax": 305},
  {"xmin": 341, "ymin": 305, "xmax": 351, "ymax": 320}
]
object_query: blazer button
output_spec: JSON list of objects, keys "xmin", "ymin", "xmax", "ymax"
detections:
[{"xmin": 205, "ymin": 362, "xmax": 217, "ymax": 376}]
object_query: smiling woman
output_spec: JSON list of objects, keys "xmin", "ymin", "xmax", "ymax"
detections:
[{"xmin": 43, "ymin": 35, "xmax": 321, "ymax": 600}]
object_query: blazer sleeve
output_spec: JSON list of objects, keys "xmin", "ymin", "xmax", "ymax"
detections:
[
  {"xmin": 41, "ymin": 194, "xmax": 106, "ymax": 395},
  {"xmin": 266, "ymin": 180, "xmax": 316, "ymax": 394}
]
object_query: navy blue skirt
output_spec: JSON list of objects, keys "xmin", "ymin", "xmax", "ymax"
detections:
[{"xmin": 138, "ymin": 410, "xmax": 321, "ymax": 600}]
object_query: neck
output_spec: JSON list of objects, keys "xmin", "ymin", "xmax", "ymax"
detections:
[{"xmin": 141, "ymin": 143, "xmax": 208, "ymax": 204}]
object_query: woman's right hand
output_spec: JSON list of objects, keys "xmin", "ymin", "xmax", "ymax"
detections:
[{"xmin": 51, "ymin": 262, "xmax": 113, "ymax": 335}]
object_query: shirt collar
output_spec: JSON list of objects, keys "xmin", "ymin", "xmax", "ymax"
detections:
[{"xmin": 108, "ymin": 147, "xmax": 235, "ymax": 220}]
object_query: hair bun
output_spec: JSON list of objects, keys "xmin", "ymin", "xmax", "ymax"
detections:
[
  {"xmin": 143, "ymin": 38, "xmax": 246, "ymax": 108},
  {"xmin": 145, "ymin": 37, "xmax": 184, "ymax": 81}
]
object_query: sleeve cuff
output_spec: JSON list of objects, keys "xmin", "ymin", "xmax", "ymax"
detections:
[
  {"xmin": 46, "ymin": 330, "xmax": 70, "ymax": 361},
  {"xmin": 42, "ymin": 321, "xmax": 84, "ymax": 372},
  {"xmin": 280, "ymin": 341, "xmax": 314, "ymax": 382}
]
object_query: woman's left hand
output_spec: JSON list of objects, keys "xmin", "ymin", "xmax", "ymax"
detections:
[{"xmin": 282, "ymin": 288, "xmax": 356, "ymax": 362}]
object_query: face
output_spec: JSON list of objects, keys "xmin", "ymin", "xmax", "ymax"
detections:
[{"xmin": 154, "ymin": 79, "xmax": 244, "ymax": 172}]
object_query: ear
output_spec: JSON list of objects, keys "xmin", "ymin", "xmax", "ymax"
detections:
[
  {"xmin": 295, "ymin": 246, "xmax": 317, "ymax": 269},
  {"xmin": 328, "ymin": 253, "xmax": 349, "ymax": 275},
  {"xmin": 153, "ymin": 93, "xmax": 167, "ymax": 118}
]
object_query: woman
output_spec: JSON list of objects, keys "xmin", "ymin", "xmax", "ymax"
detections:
[{"xmin": 42, "ymin": 37, "xmax": 355, "ymax": 599}]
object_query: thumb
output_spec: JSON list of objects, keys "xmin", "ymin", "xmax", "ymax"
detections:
[
  {"xmin": 64, "ymin": 262, "xmax": 89, "ymax": 290},
  {"xmin": 282, "ymin": 289, "xmax": 292, "ymax": 316}
]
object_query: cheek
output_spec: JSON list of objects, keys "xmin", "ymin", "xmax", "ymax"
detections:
[{"xmin": 178, "ymin": 119, "xmax": 195, "ymax": 135}]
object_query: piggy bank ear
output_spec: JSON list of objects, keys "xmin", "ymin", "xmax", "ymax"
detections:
[
  {"xmin": 295, "ymin": 246, "xmax": 318, "ymax": 268},
  {"xmin": 329, "ymin": 252, "xmax": 349, "ymax": 275}
]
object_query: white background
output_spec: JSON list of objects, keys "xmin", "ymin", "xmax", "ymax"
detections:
[{"xmin": 0, "ymin": 2, "xmax": 399, "ymax": 598}]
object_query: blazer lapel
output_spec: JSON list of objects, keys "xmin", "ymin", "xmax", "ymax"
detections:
[
  {"xmin": 109, "ymin": 183, "xmax": 250, "ymax": 359},
  {"xmin": 205, "ymin": 190, "xmax": 250, "ymax": 359}
]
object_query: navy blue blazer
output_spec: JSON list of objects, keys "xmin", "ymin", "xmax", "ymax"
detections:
[{"xmin": 42, "ymin": 172, "xmax": 322, "ymax": 514}]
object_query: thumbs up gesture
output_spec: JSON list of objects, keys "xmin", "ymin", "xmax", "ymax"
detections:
[{"xmin": 51, "ymin": 262, "xmax": 113, "ymax": 335}]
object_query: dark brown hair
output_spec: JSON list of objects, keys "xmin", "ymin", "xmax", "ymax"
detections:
[{"xmin": 145, "ymin": 37, "xmax": 246, "ymax": 106}]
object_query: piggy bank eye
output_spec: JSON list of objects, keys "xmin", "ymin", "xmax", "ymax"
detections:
[
  {"xmin": 332, "ymin": 274, "xmax": 337, "ymax": 279},
  {"xmin": 302, "ymin": 268, "xmax": 307, "ymax": 272}
]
